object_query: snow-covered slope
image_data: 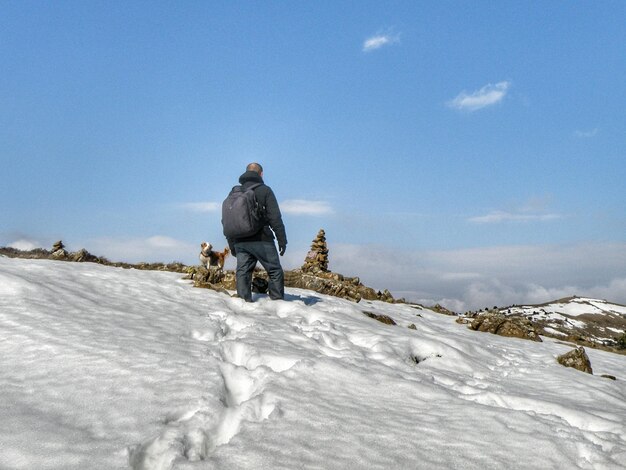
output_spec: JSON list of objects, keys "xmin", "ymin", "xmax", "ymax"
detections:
[
  {"xmin": 1, "ymin": 257, "xmax": 625, "ymax": 470},
  {"xmin": 503, "ymin": 296, "xmax": 626, "ymax": 346}
]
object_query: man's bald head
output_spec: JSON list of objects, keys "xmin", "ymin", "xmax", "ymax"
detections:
[{"xmin": 246, "ymin": 162, "xmax": 264, "ymax": 175}]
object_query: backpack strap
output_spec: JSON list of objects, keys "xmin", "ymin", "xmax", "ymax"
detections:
[
  {"xmin": 243, "ymin": 183, "xmax": 263, "ymax": 205},
  {"xmin": 246, "ymin": 183, "xmax": 265, "ymax": 218}
]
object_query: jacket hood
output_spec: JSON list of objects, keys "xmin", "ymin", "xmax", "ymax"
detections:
[{"xmin": 239, "ymin": 171, "xmax": 264, "ymax": 185}]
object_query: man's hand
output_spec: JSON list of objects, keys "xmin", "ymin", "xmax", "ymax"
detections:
[{"xmin": 279, "ymin": 245, "xmax": 286, "ymax": 256}]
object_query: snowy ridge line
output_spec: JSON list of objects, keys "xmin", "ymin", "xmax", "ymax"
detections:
[
  {"xmin": 510, "ymin": 296, "xmax": 626, "ymax": 317},
  {"xmin": 493, "ymin": 295, "xmax": 626, "ymax": 351}
]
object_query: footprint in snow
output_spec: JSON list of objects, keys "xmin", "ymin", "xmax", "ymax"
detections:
[
  {"xmin": 210, "ymin": 313, "xmax": 257, "ymax": 342},
  {"xmin": 210, "ymin": 339, "xmax": 305, "ymax": 447},
  {"xmin": 213, "ymin": 360, "xmax": 277, "ymax": 446},
  {"xmin": 129, "ymin": 317, "xmax": 299, "ymax": 468}
]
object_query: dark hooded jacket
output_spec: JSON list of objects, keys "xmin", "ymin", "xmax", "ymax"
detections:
[{"xmin": 226, "ymin": 171, "xmax": 287, "ymax": 252}]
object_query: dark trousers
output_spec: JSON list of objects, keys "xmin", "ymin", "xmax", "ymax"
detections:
[{"xmin": 234, "ymin": 241, "xmax": 284, "ymax": 301}]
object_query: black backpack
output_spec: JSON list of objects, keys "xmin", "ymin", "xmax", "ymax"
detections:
[{"xmin": 221, "ymin": 183, "xmax": 264, "ymax": 239}]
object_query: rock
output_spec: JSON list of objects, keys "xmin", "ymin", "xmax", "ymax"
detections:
[
  {"xmin": 470, "ymin": 312, "xmax": 542, "ymax": 342},
  {"xmin": 601, "ymin": 374, "xmax": 617, "ymax": 381},
  {"xmin": 51, "ymin": 249, "xmax": 68, "ymax": 259},
  {"xmin": 191, "ymin": 266, "xmax": 236, "ymax": 291},
  {"xmin": 408, "ymin": 324, "xmax": 417, "ymax": 330},
  {"xmin": 363, "ymin": 311, "xmax": 396, "ymax": 325},
  {"xmin": 71, "ymin": 249, "xmax": 99, "ymax": 263},
  {"xmin": 432, "ymin": 304, "xmax": 456, "ymax": 316},
  {"xmin": 471, "ymin": 313, "xmax": 505, "ymax": 332},
  {"xmin": 557, "ymin": 347, "xmax": 593, "ymax": 374},
  {"xmin": 381, "ymin": 289, "xmax": 394, "ymax": 303},
  {"xmin": 52, "ymin": 240, "xmax": 65, "ymax": 251},
  {"xmin": 411, "ymin": 353, "xmax": 442, "ymax": 364}
]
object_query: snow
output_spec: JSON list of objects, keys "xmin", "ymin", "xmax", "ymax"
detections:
[
  {"xmin": 511, "ymin": 298, "xmax": 626, "ymax": 320},
  {"xmin": 543, "ymin": 327, "xmax": 568, "ymax": 337},
  {"xmin": 1, "ymin": 256, "xmax": 626, "ymax": 470},
  {"xmin": 587, "ymin": 299, "xmax": 626, "ymax": 317}
]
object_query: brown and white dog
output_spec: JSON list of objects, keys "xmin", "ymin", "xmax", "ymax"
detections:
[{"xmin": 199, "ymin": 242, "xmax": 230, "ymax": 270}]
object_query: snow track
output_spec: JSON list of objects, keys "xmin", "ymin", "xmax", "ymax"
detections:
[{"xmin": 128, "ymin": 304, "xmax": 297, "ymax": 469}]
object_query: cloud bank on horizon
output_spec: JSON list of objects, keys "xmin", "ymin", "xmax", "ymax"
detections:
[
  {"xmin": 330, "ymin": 242, "xmax": 626, "ymax": 312},
  {"xmin": 468, "ymin": 210, "xmax": 562, "ymax": 224}
]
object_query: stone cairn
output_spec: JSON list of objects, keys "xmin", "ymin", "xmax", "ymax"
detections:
[
  {"xmin": 302, "ymin": 229, "xmax": 329, "ymax": 274},
  {"xmin": 51, "ymin": 240, "xmax": 68, "ymax": 258}
]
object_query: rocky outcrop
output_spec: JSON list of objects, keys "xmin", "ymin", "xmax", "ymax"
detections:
[
  {"xmin": 557, "ymin": 347, "xmax": 593, "ymax": 374},
  {"xmin": 285, "ymin": 269, "xmax": 397, "ymax": 303},
  {"xmin": 189, "ymin": 266, "xmax": 236, "ymax": 291},
  {"xmin": 2, "ymin": 233, "xmax": 401, "ymax": 304},
  {"xmin": 0, "ymin": 241, "xmax": 189, "ymax": 273},
  {"xmin": 186, "ymin": 267, "xmax": 397, "ymax": 303},
  {"xmin": 285, "ymin": 269, "xmax": 365, "ymax": 301},
  {"xmin": 469, "ymin": 312, "xmax": 542, "ymax": 342}
]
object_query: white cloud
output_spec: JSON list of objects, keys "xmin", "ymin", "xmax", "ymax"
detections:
[
  {"xmin": 180, "ymin": 202, "xmax": 220, "ymax": 213},
  {"xmin": 8, "ymin": 239, "xmax": 42, "ymax": 251},
  {"xmin": 86, "ymin": 236, "xmax": 197, "ymax": 264},
  {"xmin": 468, "ymin": 198, "xmax": 562, "ymax": 224},
  {"xmin": 362, "ymin": 32, "xmax": 400, "ymax": 52},
  {"xmin": 281, "ymin": 200, "xmax": 334, "ymax": 216},
  {"xmin": 468, "ymin": 210, "xmax": 562, "ymax": 224},
  {"xmin": 574, "ymin": 128, "xmax": 599, "ymax": 138},
  {"xmin": 448, "ymin": 81, "xmax": 511, "ymax": 111},
  {"xmin": 145, "ymin": 236, "xmax": 186, "ymax": 249}
]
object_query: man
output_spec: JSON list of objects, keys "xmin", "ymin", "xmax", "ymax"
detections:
[{"xmin": 226, "ymin": 163, "xmax": 287, "ymax": 301}]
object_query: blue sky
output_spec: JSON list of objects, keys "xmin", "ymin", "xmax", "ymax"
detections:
[{"xmin": 2, "ymin": 1, "xmax": 625, "ymax": 310}]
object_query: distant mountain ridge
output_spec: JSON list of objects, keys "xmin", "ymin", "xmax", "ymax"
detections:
[{"xmin": 498, "ymin": 296, "xmax": 626, "ymax": 350}]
